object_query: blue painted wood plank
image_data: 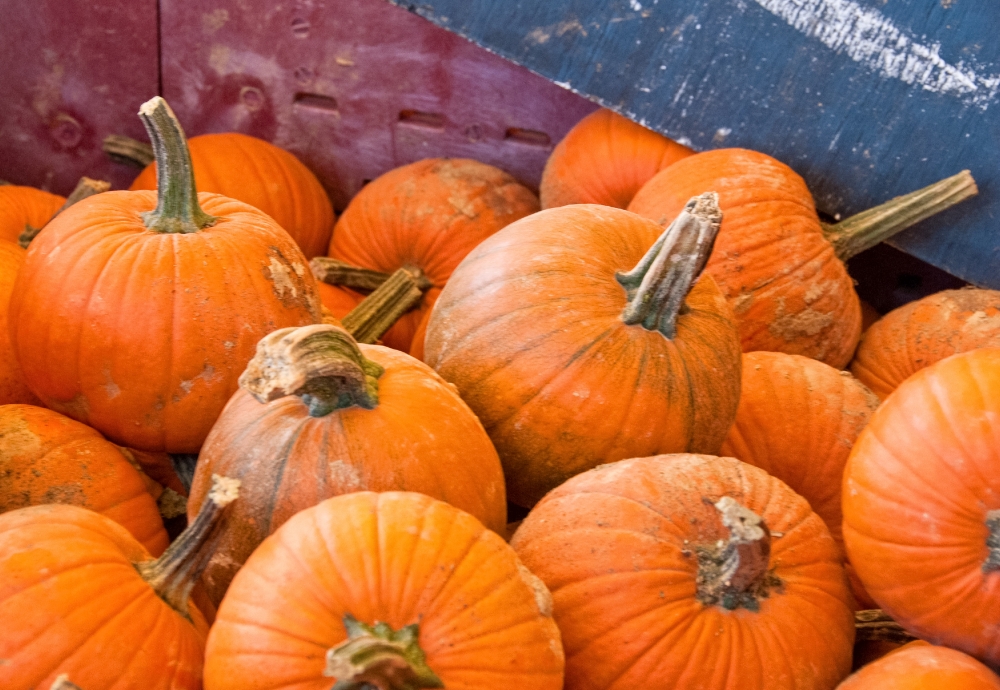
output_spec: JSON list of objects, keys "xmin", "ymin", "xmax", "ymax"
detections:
[{"xmin": 389, "ymin": 0, "xmax": 1000, "ymax": 288}]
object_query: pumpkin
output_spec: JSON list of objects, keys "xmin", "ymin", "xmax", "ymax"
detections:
[
  {"xmin": 130, "ymin": 131, "xmax": 334, "ymax": 258},
  {"xmin": 860, "ymin": 299, "xmax": 881, "ymax": 333},
  {"xmin": 409, "ymin": 305, "xmax": 433, "ymax": 361},
  {"xmin": 0, "ymin": 474, "xmax": 239, "ymax": 690},
  {"xmin": 540, "ymin": 108, "xmax": 693, "ymax": 209},
  {"xmin": 0, "ymin": 185, "xmax": 65, "ymax": 244},
  {"xmin": 317, "ymin": 281, "xmax": 363, "ymax": 320},
  {"xmin": 8, "ymin": 97, "xmax": 321, "ymax": 453},
  {"xmin": 188, "ymin": 323, "xmax": 507, "ymax": 605},
  {"xmin": 628, "ymin": 153, "xmax": 976, "ymax": 368},
  {"xmin": 0, "ymin": 404, "xmax": 169, "ymax": 555},
  {"xmin": 425, "ymin": 197, "xmax": 742, "ymax": 506},
  {"xmin": 843, "ymin": 347, "xmax": 1000, "ymax": 664},
  {"xmin": 118, "ymin": 447, "xmax": 189, "ymax": 497},
  {"xmin": 325, "ymin": 158, "xmax": 539, "ymax": 352},
  {"xmin": 510, "ymin": 454, "xmax": 855, "ymax": 690},
  {"xmin": 0, "ymin": 241, "xmax": 38, "ymax": 405},
  {"xmin": 204, "ymin": 491, "xmax": 564, "ymax": 690},
  {"xmin": 837, "ymin": 642, "xmax": 1000, "ymax": 689},
  {"xmin": 851, "ymin": 288, "xmax": 1000, "ymax": 399}
]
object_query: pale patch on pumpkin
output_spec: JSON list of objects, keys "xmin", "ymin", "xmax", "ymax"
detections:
[
  {"xmin": 769, "ymin": 304, "xmax": 835, "ymax": 339},
  {"xmin": 516, "ymin": 560, "xmax": 554, "ymax": 618},
  {"xmin": 266, "ymin": 256, "xmax": 299, "ymax": 299},
  {"xmin": 328, "ymin": 460, "xmax": 363, "ymax": 491},
  {"xmin": 732, "ymin": 293, "xmax": 754, "ymax": 315}
]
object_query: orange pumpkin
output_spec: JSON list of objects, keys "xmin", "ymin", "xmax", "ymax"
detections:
[
  {"xmin": 851, "ymin": 288, "xmax": 1000, "ymax": 399},
  {"xmin": 837, "ymin": 642, "xmax": 1000, "ymax": 689},
  {"xmin": 860, "ymin": 299, "xmax": 881, "ymax": 333},
  {"xmin": 0, "ymin": 185, "xmax": 65, "ymax": 244},
  {"xmin": 0, "ymin": 474, "xmax": 238, "ymax": 690},
  {"xmin": 317, "ymin": 281, "xmax": 363, "ymax": 320},
  {"xmin": 540, "ymin": 108, "xmax": 693, "ymax": 209},
  {"xmin": 843, "ymin": 348, "xmax": 1000, "ymax": 665},
  {"xmin": 8, "ymin": 97, "xmax": 320, "ymax": 453},
  {"xmin": 130, "ymin": 131, "xmax": 334, "ymax": 258},
  {"xmin": 205, "ymin": 491, "xmax": 564, "ymax": 690},
  {"xmin": 0, "ymin": 404, "xmax": 169, "ymax": 555},
  {"xmin": 628, "ymin": 152, "xmax": 976, "ymax": 368},
  {"xmin": 325, "ymin": 158, "xmax": 539, "ymax": 352},
  {"xmin": 425, "ymin": 198, "xmax": 742, "ymax": 506},
  {"xmin": 511, "ymin": 454, "xmax": 855, "ymax": 690},
  {"xmin": 0, "ymin": 241, "xmax": 39, "ymax": 405},
  {"xmin": 189, "ymin": 324, "xmax": 507, "ymax": 605}
]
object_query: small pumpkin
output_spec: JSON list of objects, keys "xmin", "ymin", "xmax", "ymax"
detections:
[
  {"xmin": 540, "ymin": 108, "xmax": 694, "ymax": 209},
  {"xmin": 0, "ymin": 474, "xmax": 238, "ymax": 690},
  {"xmin": 837, "ymin": 642, "xmax": 1000, "ymax": 689},
  {"xmin": 628, "ymin": 152, "xmax": 976, "ymax": 368},
  {"xmin": 0, "ymin": 404, "xmax": 169, "ymax": 555},
  {"xmin": 205, "ymin": 491, "xmax": 564, "ymax": 690},
  {"xmin": 851, "ymin": 288, "xmax": 1000, "ymax": 399},
  {"xmin": 9, "ymin": 97, "xmax": 321, "ymax": 453},
  {"xmin": 130, "ymin": 131, "xmax": 334, "ymax": 258},
  {"xmin": 0, "ymin": 185, "xmax": 65, "ymax": 244},
  {"xmin": 511, "ymin": 454, "xmax": 855, "ymax": 690},
  {"xmin": 189, "ymin": 323, "xmax": 507, "ymax": 605},
  {"xmin": 0, "ymin": 241, "xmax": 38, "ymax": 405},
  {"xmin": 425, "ymin": 196, "xmax": 742, "ymax": 506},
  {"xmin": 843, "ymin": 347, "xmax": 1000, "ymax": 665},
  {"xmin": 324, "ymin": 158, "xmax": 539, "ymax": 352}
]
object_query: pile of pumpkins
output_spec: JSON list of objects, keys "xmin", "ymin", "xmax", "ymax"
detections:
[{"xmin": 1, "ymin": 97, "xmax": 999, "ymax": 690}]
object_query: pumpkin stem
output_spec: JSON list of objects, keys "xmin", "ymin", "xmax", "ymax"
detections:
[
  {"xmin": 824, "ymin": 170, "xmax": 977, "ymax": 260},
  {"xmin": 137, "ymin": 96, "xmax": 218, "ymax": 234},
  {"xmin": 311, "ymin": 257, "xmax": 433, "ymax": 292},
  {"xmin": 136, "ymin": 474, "xmax": 239, "ymax": 618},
  {"xmin": 324, "ymin": 614, "xmax": 443, "ymax": 690},
  {"xmin": 342, "ymin": 268, "xmax": 427, "ymax": 344},
  {"xmin": 103, "ymin": 133, "xmax": 156, "ymax": 167},
  {"xmin": 617, "ymin": 192, "xmax": 721, "ymax": 339},
  {"xmin": 239, "ymin": 324, "xmax": 384, "ymax": 416},
  {"xmin": 696, "ymin": 497, "xmax": 779, "ymax": 611},
  {"xmin": 854, "ymin": 609, "xmax": 919, "ymax": 644},
  {"xmin": 20, "ymin": 176, "xmax": 111, "ymax": 248},
  {"xmin": 982, "ymin": 510, "xmax": 1000, "ymax": 573}
]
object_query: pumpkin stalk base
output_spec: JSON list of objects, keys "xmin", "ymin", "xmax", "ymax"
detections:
[
  {"xmin": 19, "ymin": 176, "xmax": 111, "ymax": 248},
  {"xmin": 696, "ymin": 496, "xmax": 780, "ymax": 611},
  {"xmin": 854, "ymin": 609, "xmax": 919, "ymax": 645},
  {"xmin": 983, "ymin": 509, "xmax": 1000, "ymax": 572},
  {"xmin": 136, "ymin": 474, "xmax": 239, "ymax": 618},
  {"xmin": 617, "ymin": 192, "xmax": 721, "ymax": 339},
  {"xmin": 324, "ymin": 614, "xmax": 443, "ymax": 690},
  {"xmin": 103, "ymin": 133, "xmax": 156, "ymax": 167},
  {"xmin": 342, "ymin": 268, "xmax": 427, "ymax": 344}
]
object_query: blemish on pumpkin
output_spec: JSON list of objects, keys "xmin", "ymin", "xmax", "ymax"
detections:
[
  {"xmin": 769, "ymin": 306, "xmax": 835, "ymax": 339},
  {"xmin": 516, "ymin": 561, "xmax": 554, "ymax": 617},
  {"xmin": 732, "ymin": 293, "xmax": 754, "ymax": 315},
  {"xmin": 266, "ymin": 256, "xmax": 299, "ymax": 300},
  {"xmin": 328, "ymin": 460, "xmax": 363, "ymax": 491},
  {"xmin": 224, "ymin": 341, "xmax": 235, "ymax": 350}
]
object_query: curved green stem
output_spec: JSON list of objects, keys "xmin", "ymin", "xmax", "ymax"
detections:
[
  {"xmin": 137, "ymin": 96, "xmax": 217, "ymax": 234},
  {"xmin": 324, "ymin": 615, "xmax": 443, "ymax": 690},
  {"xmin": 342, "ymin": 268, "xmax": 427, "ymax": 344}
]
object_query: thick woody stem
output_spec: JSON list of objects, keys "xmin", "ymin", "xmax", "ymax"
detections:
[
  {"xmin": 20, "ymin": 176, "xmax": 111, "ymax": 247},
  {"xmin": 169, "ymin": 453, "xmax": 198, "ymax": 494},
  {"xmin": 824, "ymin": 170, "xmax": 977, "ymax": 260},
  {"xmin": 239, "ymin": 324, "xmax": 384, "ymax": 417},
  {"xmin": 617, "ymin": 192, "xmax": 721, "ymax": 339},
  {"xmin": 854, "ymin": 609, "xmax": 919, "ymax": 645},
  {"xmin": 342, "ymin": 268, "xmax": 425, "ymax": 344},
  {"xmin": 311, "ymin": 257, "xmax": 433, "ymax": 292},
  {"xmin": 983, "ymin": 510, "xmax": 1000, "ymax": 573},
  {"xmin": 135, "ymin": 474, "xmax": 239, "ymax": 619},
  {"xmin": 103, "ymin": 134, "xmax": 156, "ymax": 167},
  {"xmin": 696, "ymin": 497, "xmax": 776, "ymax": 611},
  {"xmin": 137, "ymin": 96, "xmax": 217, "ymax": 234},
  {"xmin": 324, "ymin": 615, "xmax": 443, "ymax": 690}
]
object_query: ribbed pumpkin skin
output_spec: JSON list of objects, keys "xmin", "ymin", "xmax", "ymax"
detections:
[
  {"xmin": 0, "ymin": 504, "xmax": 208, "ymax": 690},
  {"xmin": 851, "ymin": 288, "xmax": 1000, "ymax": 399},
  {"xmin": 327, "ymin": 158, "xmax": 540, "ymax": 352},
  {"xmin": 511, "ymin": 454, "xmax": 855, "ymax": 690},
  {"xmin": 189, "ymin": 345, "xmax": 507, "ymax": 605},
  {"xmin": 0, "ymin": 404, "xmax": 169, "ymax": 555},
  {"xmin": 316, "ymin": 282, "xmax": 363, "ymax": 320},
  {"xmin": 8, "ymin": 191, "xmax": 321, "ymax": 453},
  {"xmin": 843, "ymin": 348, "xmax": 1000, "ymax": 664},
  {"xmin": 205, "ymin": 492, "xmax": 563, "ymax": 690},
  {"xmin": 837, "ymin": 643, "xmax": 1000, "ymax": 689},
  {"xmin": 0, "ymin": 185, "xmax": 65, "ymax": 244},
  {"xmin": 540, "ymin": 109, "xmax": 694, "ymax": 209},
  {"xmin": 628, "ymin": 148, "xmax": 862, "ymax": 368},
  {"xmin": 424, "ymin": 205, "xmax": 742, "ymax": 507},
  {"xmin": 130, "ymin": 132, "xmax": 334, "ymax": 258},
  {"xmin": 0, "ymin": 242, "xmax": 39, "ymax": 405}
]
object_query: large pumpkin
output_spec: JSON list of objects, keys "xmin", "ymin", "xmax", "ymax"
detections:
[
  {"xmin": 0, "ymin": 474, "xmax": 238, "ymax": 690},
  {"xmin": 188, "ymin": 323, "xmax": 507, "ymax": 605},
  {"xmin": 511, "ymin": 454, "xmax": 855, "ymax": 690},
  {"xmin": 130, "ymin": 131, "xmax": 334, "ymax": 258},
  {"xmin": 851, "ymin": 288, "xmax": 1000, "ymax": 399},
  {"xmin": 837, "ymin": 642, "xmax": 1000, "ymax": 689},
  {"xmin": 425, "ymin": 197, "xmax": 742, "ymax": 506},
  {"xmin": 628, "ymin": 152, "xmax": 976, "ymax": 368},
  {"xmin": 8, "ymin": 97, "xmax": 320, "ymax": 453},
  {"xmin": 0, "ymin": 185, "xmax": 65, "ymax": 244},
  {"xmin": 0, "ymin": 241, "xmax": 38, "ymax": 405},
  {"xmin": 323, "ymin": 158, "xmax": 539, "ymax": 352},
  {"xmin": 205, "ymin": 491, "xmax": 564, "ymax": 690},
  {"xmin": 843, "ymin": 347, "xmax": 1000, "ymax": 664},
  {"xmin": 0, "ymin": 404, "xmax": 169, "ymax": 555},
  {"xmin": 540, "ymin": 108, "xmax": 694, "ymax": 209}
]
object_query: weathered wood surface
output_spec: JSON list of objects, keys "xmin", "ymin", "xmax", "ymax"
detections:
[{"xmin": 388, "ymin": 0, "xmax": 1000, "ymax": 288}]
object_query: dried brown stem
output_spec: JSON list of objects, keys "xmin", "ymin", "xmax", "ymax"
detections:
[
  {"xmin": 20, "ymin": 176, "xmax": 110, "ymax": 247},
  {"xmin": 342, "ymin": 268, "xmax": 425, "ymax": 344},
  {"xmin": 854, "ymin": 609, "xmax": 919, "ymax": 645},
  {"xmin": 310, "ymin": 257, "xmax": 432, "ymax": 292},
  {"xmin": 103, "ymin": 133, "xmax": 155, "ymax": 167}
]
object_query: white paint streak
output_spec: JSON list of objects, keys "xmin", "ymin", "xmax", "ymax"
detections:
[
  {"xmin": 629, "ymin": 0, "xmax": 643, "ymax": 11},
  {"xmin": 753, "ymin": 0, "xmax": 1000, "ymax": 108}
]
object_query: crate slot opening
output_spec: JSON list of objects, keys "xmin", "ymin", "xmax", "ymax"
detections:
[
  {"xmin": 399, "ymin": 110, "xmax": 445, "ymax": 129},
  {"xmin": 293, "ymin": 93, "xmax": 339, "ymax": 111},
  {"xmin": 504, "ymin": 128, "xmax": 551, "ymax": 146}
]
